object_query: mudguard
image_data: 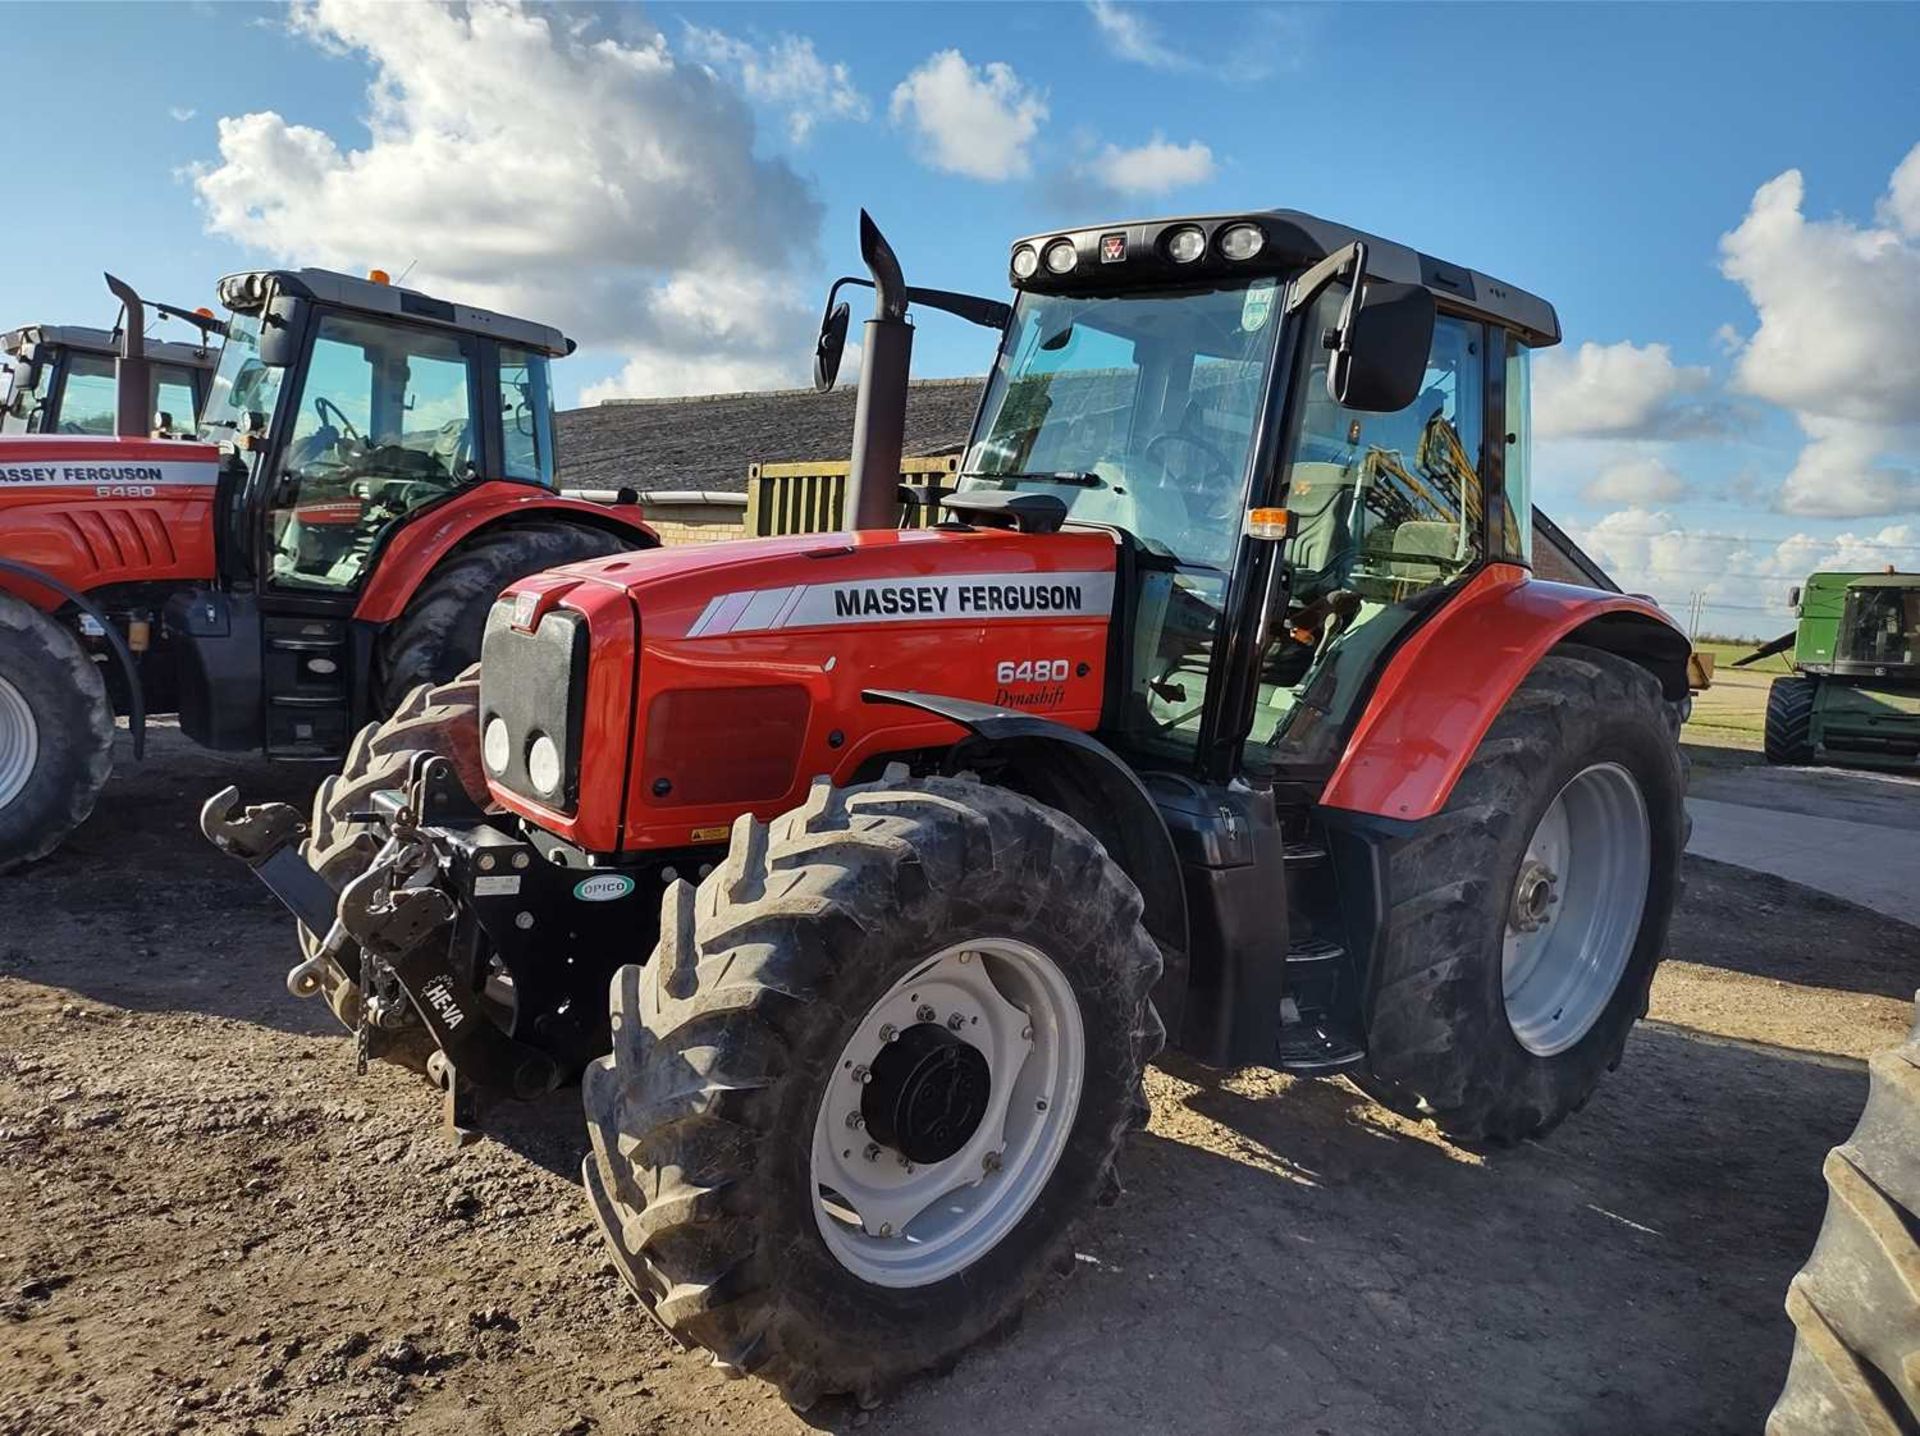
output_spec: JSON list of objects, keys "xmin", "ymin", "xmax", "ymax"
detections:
[
  {"xmin": 1319, "ymin": 563, "xmax": 1690, "ymax": 821},
  {"xmin": 352, "ymin": 481, "xmax": 659, "ymax": 624}
]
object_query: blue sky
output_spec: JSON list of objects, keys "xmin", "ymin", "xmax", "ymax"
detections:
[{"xmin": 6, "ymin": 1, "xmax": 1917, "ymax": 635}]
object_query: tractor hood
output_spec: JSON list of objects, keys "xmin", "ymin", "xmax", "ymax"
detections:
[{"xmin": 480, "ymin": 525, "xmax": 1120, "ymax": 855}]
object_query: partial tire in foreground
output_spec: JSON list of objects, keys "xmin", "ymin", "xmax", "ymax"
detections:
[
  {"xmin": 1355, "ymin": 644, "xmax": 1688, "ymax": 1143},
  {"xmin": 298, "ymin": 667, "xmax": 488, "ymax": 1069},
  {"xmin": 582, "ymin": 772, "xmax": 1164, "ymax": 1407},
  {"xmin": 1767, "ymin": 997, "xmax": 1920, "ymax": 1435},
  {"xmin": 1765, "ymin": 675, "xmax": 1818, "ymax": 767},
  {"xmin": 0, "ymin": 594, "xmax": 114, "ymax": 874},
  {"xmin": 370, "ymin": 519, "xmax": 639, "ymax": 714}
]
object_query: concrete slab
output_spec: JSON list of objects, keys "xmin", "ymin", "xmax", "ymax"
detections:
[{"xmin": 1686, "ymin": 794, "xmax": 1920, "ymax": 927}]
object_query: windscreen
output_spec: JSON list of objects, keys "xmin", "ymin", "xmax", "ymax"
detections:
[
  {"xmin": 1837, "ymin": 585, "xmax": 1920, "ymax": 668},
  {"xmin": 963, "ymin": 280, "xmax": 1283, "ymax": 570},
  {"xmin": 198, "ymin": 311, "xmax": 286, "ymax": 442}
]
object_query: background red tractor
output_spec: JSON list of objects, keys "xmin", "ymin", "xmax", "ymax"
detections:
[
  {"xmin": 210, "ymin": 208, "xmax": 1693, "ymax": 1405},
  {"xmin": 0, "ymin": 267, "xmax": 657, "ymax": 870}
]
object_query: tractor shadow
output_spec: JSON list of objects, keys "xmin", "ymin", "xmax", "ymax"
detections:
[
  {"xmin": 877, "ymin": 1025, "xmax": 1863, "ymax": 1436},
  {"xmin": 1672, "ymin": 854, "xmax": 1920, "ymax": 1001}
]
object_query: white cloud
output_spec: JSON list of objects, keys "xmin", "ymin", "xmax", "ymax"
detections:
[
  {"xmin": 889, "ymin": 51, "xmax": 1047, "ymax": 183},
  {"xmin": 1713, "ymin": 323, "xmax": 1744, "ymax": 355},
  {"xmin": 1719, "ymin": 145, "xmax": 1920, "ymax": 517},
  {"xmin": 1583, "ymin": 457, "xmax": 1689, "ymax": 505},
  {"xmin": 1086, "ymin": 1, "xmax": 1193, "ymax": 71},
  {"xmin": 168, "ymin": 106, "xmax": 197, "ymax": 123},
  {"xmin": 681, "ymin": 24, "xmax": 868, "ymax": 144},
  {"xmin": 192, "ymin": 0, "xmax": 824, "ymax": 400},
  {"xmin": 1567, "ymin": 507, "xmax": 1920, "ymax": 637},
  {"xmin": 1533, "ymin": 340, "xmax": 1716, "ymax": 440},
  {"xmin": 1083, "ymin": 135, "xmax": 1215, "ymax": 197}
]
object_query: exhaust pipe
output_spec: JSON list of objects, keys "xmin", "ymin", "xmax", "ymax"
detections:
[
  {"xmin": 844, "ymin": 210, "xmax": 912, "ymax": 533},
  {"xmin": 104, "ymin": 273, "xmax": 152, "ymax": 440}
]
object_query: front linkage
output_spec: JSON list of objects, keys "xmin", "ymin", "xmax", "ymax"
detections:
[{"xmin": 202, "ymin": 757, "xmax": 667, "ymax": 1131}]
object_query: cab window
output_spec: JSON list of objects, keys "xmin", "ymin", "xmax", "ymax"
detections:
[
  {"xmin": 153, "ymin": 363, "xmax": 200, "ymax": 436},
  {"xmin": 499, "ymin": 346, "xmax": 554, "ymax": 484},
  {"xmin": 55, "ymin": 353, "xmax": 120, "ymax": 434},
  {"xmin": 1252, "ymin": 295, "xmax": 1487, "ymax": 770},
  {"xmin": 268, "ymin": 315, "xmax": 478, "ymax": 592}
]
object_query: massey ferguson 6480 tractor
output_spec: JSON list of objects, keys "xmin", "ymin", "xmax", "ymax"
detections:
[
  {"xmin": 0, "ymin": 268, "xmax": 655, "ymax": 869},
  {"xmin": 207, "ymin": 210, "xmax": 1694, "ymax": 1404}
]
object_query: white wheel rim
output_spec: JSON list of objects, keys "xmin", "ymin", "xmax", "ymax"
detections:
[
  {"xmin": 0, "ymin": 675, "xmax": 38, "ymax": 810},
  {"xmin": 1502, "ymin": 761, "xmax": 1652, "ymax": 1057},
  {"xmin": 810, "ymin": 938, "xmax": 1085, "ymax": 1288}
]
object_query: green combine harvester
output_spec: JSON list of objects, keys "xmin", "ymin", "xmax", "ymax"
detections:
[{"xmin": 1737, "ymin": 570, "xmax": 1920, "ymax": 769}]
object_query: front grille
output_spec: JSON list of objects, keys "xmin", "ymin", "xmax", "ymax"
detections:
[{"xmin": 479, "ymin": 599, "xmax": 588, "ymax": 812}]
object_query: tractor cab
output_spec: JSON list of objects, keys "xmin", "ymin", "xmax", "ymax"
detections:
[
  {"xmin": 954, "ymin": 212, "xmax": 1558, "ymax": 785},
  {"xmin": 198, "ymin": 268, "xmax": 569, "ymax": 599},
  {"xmin": 2, "ymin": 319, "xmax": 214, "ymax": 438}
]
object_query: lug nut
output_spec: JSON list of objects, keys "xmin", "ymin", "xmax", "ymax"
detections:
[
  {"xmin": 958, "ymin": 951, "xmax": 972, "ymax": 964},
  {"xmin": 846, "ymin": 1111, "xmax": 864, "ymax": 1130},
  {"xmin": 982, "ymin": 1150, "xmax": 1002, "ymax": 1174},
  {"xmin": 1021, "ymin": 1024, "xmax": 1034, "ymax": 1041},
  {"xmin": 947, "ymin": 1013, "xmax": 966, "ymax": 1031},
  {"xmin": 851, "ymin": 1064, "xmax": 871, "ymax": 1084},
  {"xmin": 864, "ymin": 1143, "xmax": 881, "ymax": 1162},
  {"xmin": 878, "ymin": 1223, "xmax": 894, "ymax": 1238},
  {"xmin": 916, "ymin": 1005, "xmax": 936, "ymax": 1023},
  {"xmin": 878, "ymin": 1023, "xmax": 897, "ymax": 1043}
]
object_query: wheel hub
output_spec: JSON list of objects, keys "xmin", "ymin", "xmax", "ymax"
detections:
[
  {"xmin": 1509, "ymin": 859, "xmax": 1559, "ymax": 933},
  {"xmin": 863, "ymin": 1022, "xmax": 991, "ymax": 1164}
]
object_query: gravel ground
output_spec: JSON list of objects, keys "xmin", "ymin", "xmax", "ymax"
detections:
[{"xmin": 1, "ymin": 724, "xmax": 1913, "ymax": 1436}]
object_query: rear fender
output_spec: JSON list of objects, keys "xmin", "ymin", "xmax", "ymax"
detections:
[
  {"xmin": 352, "ymin": 483, "xmax": 659, "ymax": 624},
  {"xmin": 863, "ymin": 689, "xmax": 1189, "ymax": 1029},
  {"xmin": 1319, "ymin": 564, "xmax": 1689, "ymax": 821}
]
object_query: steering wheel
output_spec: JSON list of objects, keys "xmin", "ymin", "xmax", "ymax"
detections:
[
  {"xmin": 1142, "ymin": 427, "xmax": 1240, "ymax": 534},
  {"xmin": 312, "ymin": 396, "xmax": 361, "ymax": 445},
  {"xmin": 1143, "ymin": 427, "xmax": 1234, "ymax": 480}
]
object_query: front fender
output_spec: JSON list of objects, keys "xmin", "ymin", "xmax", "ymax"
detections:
[
  {"xmin": 353, "ymin": 482, "xmax": 659, "ymax": 624},
  {"xmin": 1319, "ymin": 564, "xmax": 1689, "ymax": 821}
]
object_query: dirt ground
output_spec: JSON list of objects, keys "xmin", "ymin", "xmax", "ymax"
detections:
[{"xmin": 1, "ymin": 725, "xmax": 1915, "ymax": 1436}]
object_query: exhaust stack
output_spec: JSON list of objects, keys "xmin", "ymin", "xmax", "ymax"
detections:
[
  {"xmin": 104, "ymin": 273, "xmax": 152, "ymax": 440},
  {"xmin": 844, "ymin": 211, "xmax": 912, "ymax": 533}
]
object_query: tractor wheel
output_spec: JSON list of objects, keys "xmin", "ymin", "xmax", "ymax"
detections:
[
  {"xmin": 369, "ymin": 519, "xmax": 638, "ymax": 715},
  {"xmin": 0, "ymin": 595, "xmax": 114, "ymax": 874},
  {"xmin": 581, "ymin": 772, "xmax": 1164, "ymax": 1407},
  {"xmin": 296, "ymin": 666, "xmax": 488, "ymax": 1070},
  {"xmin": 1765, "ymin": 676, "xmax": 1818, "ymax": 766},
  {"xmin": 1354, "ymin": 645, "xmax": 1688, "ymax": 1143},
  {"xmin": 1767, "ymin": 995, "xmax": 1920, "ymax": 1434}
]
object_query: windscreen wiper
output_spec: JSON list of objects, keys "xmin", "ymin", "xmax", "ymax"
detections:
[{"xmin": 958, "ymin": 469, "xmax": 1105, "ymax": 488}]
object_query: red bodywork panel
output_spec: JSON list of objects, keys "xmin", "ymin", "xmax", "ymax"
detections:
[
  {"xmin": 351, "ymin": 481, "xmax": 658, "ymax": 623},
  {"xmin": 1319, "ymin": 564, "xmax": 1685, "ymax": 821},
  {"xmin": 0, "ymin": 436, "xmax": 220, "ymax": 607},
  {"xmin": 492, "ymin": 527, "xmax": 1118, "ymax": 854}
]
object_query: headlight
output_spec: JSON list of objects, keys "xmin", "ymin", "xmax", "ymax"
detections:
[
  {"xmin": 527, "ymin": 733, "xmax": 561, "ymax": 795},
  {"xmin": 1011, "ymin": 245, "xmax": 1039, "ymax": 279},
  {"xmin": 1219, "ymin": 223, "xmax": 1265, "ymax": 261},
  {"xmin": 483, "ymin": 716, "xmax": 511, "ymax": 774},
  {"xmin": 1166, "ymin": 226, "xmax": 1206, "ymax": 264},
  {"xmin": 1044, "ymin": 239, "xmax": 1078, "ymax": 274}
]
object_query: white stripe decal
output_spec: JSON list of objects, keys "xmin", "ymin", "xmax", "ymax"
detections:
[
  {"xmin": 0, "ymin": 458, "xmax": 217, "ymax": 488},
  {"xmin": 684, "ymin": 570, "xmax": 1116, "ymax": 637}
]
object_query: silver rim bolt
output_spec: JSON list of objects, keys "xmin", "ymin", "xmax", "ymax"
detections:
[{"xmin": 916, "ymin": 1005, "xmax": 936, "ymax": 1024}]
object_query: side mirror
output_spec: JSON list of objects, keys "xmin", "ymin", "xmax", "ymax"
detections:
[
  {"xmin": 813, "ymin": 301, "xmax": 850, "ymax": 393},
  {"xmin": 1327, "ymin": 279, "xmax": 1436, "ymax": 414},
  {"xmin": 257, "ymin": 295, "xmax": 304, "ymax": 368},
  {"xmin": 1788, "ymin": 585, "xmax": 1801, "ymax": 611}
]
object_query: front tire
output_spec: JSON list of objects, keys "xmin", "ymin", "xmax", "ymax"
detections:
[
  {"xmin": 1765, "ymin": 675, "xmax": 1818, "ymax": 766},
  {"xmin": 0, "ymin": 595, "xmax": 114, "ymax": 874},
  {"xmin": 581, "ymin": 773, "xmax": 1163, "ymax": 1406},
  {"xmin": 1767, "ymin": 996, "xmax": 1920, "ymax": 1434},
  {"xmin": 1355, "ymin": 645, "xmax": 1688, "ymax": 1142}
]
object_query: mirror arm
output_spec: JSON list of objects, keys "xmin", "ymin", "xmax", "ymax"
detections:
[
  {"xmin": 821, "ymin": 275, "xmax": 1011, "ymax": 332},
  {"xmin": 1284, "ymin": 241, "xmax": 1366, "ymax": 317}
]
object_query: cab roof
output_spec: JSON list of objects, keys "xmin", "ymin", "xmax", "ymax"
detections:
[
  {"xmin": 1009, "ymin": 207, "xmax": 1561, "ymax": 348},
  {"xmin": 215, "ymin": 268, "xmax": 574, "ymax": 358},
  {"xmin": 1, "ymin": 323, "xmax": 216, "ymax": 369}
]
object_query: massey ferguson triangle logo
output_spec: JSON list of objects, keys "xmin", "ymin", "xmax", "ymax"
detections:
[{"xmin": 1100, "ymin": 233, "xmax": 1127, "ymax": 263}]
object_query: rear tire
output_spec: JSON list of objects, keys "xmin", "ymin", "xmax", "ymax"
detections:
[
  {"xmin": 0, "ymin": 595, "xmax": 114, "ymax": 874},
  {"xmin": 370, "ymin": 519, "xmax": 639, "ymax": 715},
  {"xmin": 298, "ymin": 667, "xmax": 487, "ymax": 1069},
  {"xmin": 1354, "ymin": 645, "xmax": 1688, "ymax": 1142},
  {"xmin": 1765, "ymin": 675, "xmax": 1818, "ymax": 766},
  {"xmin": 1768, "ymin": 996, "xmax": 1920, "ymax": 1434},
  {"xmin": 581, "ymin": 772, "xmax": 1163, "ymax": 1406}
]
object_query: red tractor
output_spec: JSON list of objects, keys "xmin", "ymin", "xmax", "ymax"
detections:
[
  {"xmin": 0, "ymin": 268, "xmax": 657, "ymax": 870},
  {"xmin": 208, "ymin": 210, "xmax": 1692, "ymax": 1405}
]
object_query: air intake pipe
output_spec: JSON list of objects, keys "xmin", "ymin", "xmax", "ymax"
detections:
[
  {"xmin": 844, "ymin": 210, "xmax": 912, "ymax": 533},
  {"xmin": 105, "ymin": 272, "xmax": 152, "ymax": 440}
]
